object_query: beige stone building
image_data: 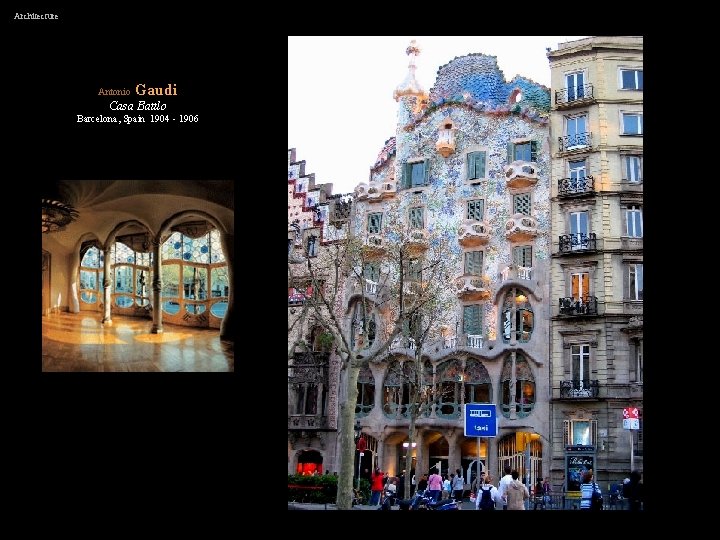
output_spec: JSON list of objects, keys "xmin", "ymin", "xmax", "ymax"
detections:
[{"xmin": 547, "ymin": 36, "xmax": 643, "ymax": 500}]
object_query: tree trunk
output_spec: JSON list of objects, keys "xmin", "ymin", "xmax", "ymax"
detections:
[{"xmin": 336, "ymin": 364, "xmax": 359, "ymax": 510}]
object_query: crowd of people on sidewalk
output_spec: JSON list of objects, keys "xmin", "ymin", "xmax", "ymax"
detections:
[{"xmin": 364, "ymin": 464, "xmax": 643, "ymax": 510}]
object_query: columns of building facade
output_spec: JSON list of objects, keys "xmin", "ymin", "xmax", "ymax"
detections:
[
  {"xmin": 446, "ymin": 429, "xmax": 462, "ymax": 480},
  {"xmin": 487, "ymin": 437, "xmax": 498, "ymax": 481},
  {"xmin": 101, "ymin": 245, "xmax": 112, "ymax": 324},
  {"xmin": 151, "ymin": 238, "xmax": 163, "ymax": 334},
  {"xmin": 68, "ymin": 248, "xmax": 80, "ymax": 313},
  {"xmin": 219, "ymin": 232, "xmax": 234, "ymax": 341}
]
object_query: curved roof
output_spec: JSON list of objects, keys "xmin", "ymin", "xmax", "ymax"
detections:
[{"xmin": 428, "ymin": 53, "xmax": 550, "ymax": 113}]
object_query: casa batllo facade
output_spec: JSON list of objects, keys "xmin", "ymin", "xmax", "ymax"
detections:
[{"xmin": 340, "ymin": 42, "xmax": 554, "ymax": 487}]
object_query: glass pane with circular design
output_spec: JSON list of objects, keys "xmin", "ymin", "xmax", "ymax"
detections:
[
  {"xmin": 81, "ymin": 291, "xmax": 97, "ymax": 303},
  {"xmin": 162, "ymin": 301, "xmax": 180, "ymax": 315},
  {"xmin": 81, "ymin": 246, "xmax": 102, "ymax": 268},
  {"xmin": 185, "ymin": 304, "xmax": 206, "ymax": 315},
  {"xmin": 210, "ymin": 301, "xmax": 228, "ymax": 318},
  {"xmin": 136, "ymin": 298, "xmax": 150, "ymax": 307},
  {"xmin": 115, "ymin": 296, "xmax": 134, "ymax": 308},
  {"xmin": 210, "ymin": 230, "xmax": 226, "ymax": 263}
]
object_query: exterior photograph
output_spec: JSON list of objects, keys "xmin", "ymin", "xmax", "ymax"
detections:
[
  {"xmin": 288, "ymin": 36, "xmax": 642, "ymax": 510},
  {"xmin": 42, "ymin": 180, "xmax": 234, "ymax": 372}
]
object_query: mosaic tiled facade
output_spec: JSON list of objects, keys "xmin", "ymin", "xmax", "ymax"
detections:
[{"xmin": 335, "ymin": 46, "xmax": 554, "ymax": 486}]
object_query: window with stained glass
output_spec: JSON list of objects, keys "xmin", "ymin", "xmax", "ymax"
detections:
[
  {"xmin": 160, "ymin": 228, "xmax": 229, "ymax": 322},
  {"xmin": 79, "ymin": 246, "xmax": 104, "ymax": 306},
  {"xmin": 110, "ymin": 242, "xmax": 153, "ymax": 309}
]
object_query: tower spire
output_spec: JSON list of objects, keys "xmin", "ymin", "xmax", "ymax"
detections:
[{"xmin": 393, "ymin": 40, "xmax": 426, "ymax": 101}]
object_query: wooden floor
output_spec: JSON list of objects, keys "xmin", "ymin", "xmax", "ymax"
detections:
[{"xmin": 42, "ymin": 312, "xmax": 234, "ymax": 372}]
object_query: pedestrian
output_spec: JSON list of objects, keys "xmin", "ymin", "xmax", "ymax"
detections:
[
  {"xmin": 475, "ymin": 475, "xmax": 502, "ymax": 510},
  {"xmin": 624, "ymin": 470, "xmax": 643, "ymax": 511},
  {"xmin": 580, "ymin": 470, "xmax": 602, "ymax": 511},
  {"xmin": 542, "ymin": 476, "xmax": 552, "ymax": 508},
  {"xmin": 417, "ymin": 473, "xmax": 428, "ymax": 495},
  {"xmin": 533, "ymin": 477, "xmax": 545, "ymax": 510},
  {"xmin": 497, "ymin": 465, "xmax": 513, "ymax": 510},
  {"xmin": 452, "ymin": 469, "xmax": 464, "ymax": 500},
  {"xmin": 443, "ymin": 475, "xmax": 452, "ymax": 500},
  {"xmin": 370, "ymin": 467, "xmax": 384, "ymax": 506},
  {"xmin": 398, "ymin": 470, "xmax": 406, "ymax": 499},
  {"xmin": 506, "ymin": 470, "xmax": 530, "ymax": 510},
  {"xmin": 427, "ymin": 468, "xmax": 443, "ymax": 502}
]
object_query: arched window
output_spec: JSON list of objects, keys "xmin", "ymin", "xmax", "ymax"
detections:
[
  {"xmin": 356, "ymin": 366, "xmax": 375, "ymax": 417},
  {"xmin": 79, "ymin": 245, "xmax": 104, "ymax": 310},
  {"xmin": 502, "ymin": 287, "xmax": 534, "ymax": 343},
  {"xmin": 501, "ymin": 353, "xmax": 536, "ymax": 418},
  {"xmin": 110, "ymin": 241, "xmax": 152, "ymax": 311},
  {"xmin": 436, "ymin": 359, "xmax": 463, "ymax": 419},
  {"xmin": 161, "ymin": 228, "xmax": 229, "ymax": 327},
  {"xmin": 464, "ymin": 359, "xmax": 492, "ymax": 404}
]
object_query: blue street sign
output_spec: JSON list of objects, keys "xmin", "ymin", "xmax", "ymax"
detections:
[{"xmin": 464, "ymin": 403, "xmax": 497, "ymax": 437}]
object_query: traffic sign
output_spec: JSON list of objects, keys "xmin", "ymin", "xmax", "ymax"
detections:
[
  {"xmin": 623, "ymin": 407, "xmax": 640, "ymax": 430},
  {"xmin": 464, "ymin": 403, "xmax": 497, "ymax": 437}
]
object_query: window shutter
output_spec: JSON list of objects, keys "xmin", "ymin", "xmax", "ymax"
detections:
[
  {"xmin": 423, "ymin": 159, "xmax": 430, "ymax": 186},
  {"xmin": 477, "ymin": 152, "xmax": 486, "ymax": 178},
  {"xmin": 403, "ymin": 162, "xmax": 412, "ymax": 189},
  {"xmin": 467, "ymin": 152, "xmax": 476, "ymax": 180},
  {"xmin": 507, "ymin": 142, "xmax": 514, "ymax": 163},
  {"xmin": 530, "ymin": 141, "xmax": 538, "ymax": 162}
]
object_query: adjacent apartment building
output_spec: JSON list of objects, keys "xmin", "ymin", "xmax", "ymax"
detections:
[
  {"xmin": 547, "ymin": 36, "xmax": 643, "ymax": 498},
  {"xmin": 287, "ymin": 149, "xmax": 353, "ymax": 475}
]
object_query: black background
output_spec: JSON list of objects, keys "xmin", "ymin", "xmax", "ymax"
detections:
[{"xmin": 9, "ymin": 9, "xmax": 257, "ymax": 508}]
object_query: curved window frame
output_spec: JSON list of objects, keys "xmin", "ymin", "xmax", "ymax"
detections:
[
  {"xmin": 160, "ymin": 229, "xmax": 229, "ymax": 325},
  {"xmin": 501, "ymin": 287, "xmax": 534, "ymax": 343},
  {"xmin": 500, "ymin": 353, "xmax": 536, "ymax": 419},
  {"xmin": 355, "ymin": 366, "xmax": 375, "ymax": 417},
  {"xmin": 79, "ymin": 245, "xmax": 104, "ymax": 310},
  {"xmin": 111, "ymin": 242, "xmax": 152, "ymax": 312}
]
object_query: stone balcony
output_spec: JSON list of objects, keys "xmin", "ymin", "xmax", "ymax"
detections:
[
  {"xmin": 366, "ymin": 179, "xmax": 397, "ymax": 202},
  {"xmin": 501, "ymin": 264, "xmax": 533, "ymax": 281},
  {"xmin": 362, "ymin": 233, "xmax": 386, "ymax": 256},
  {"xmin": 454, "ymin": 275, "xmax": 491, "ymax": 301},
  {"xmin": 503, "ymin": 160, "xmax": 538, "ymax": 190},
  {"xmin": 505, "ymin": 213, "xmax": 538, "ymax": 242},
  {"xmin": 458, "ymin": 219, "xmax": 491, "ymax": 247},
  {"xmin": 288, "ymin": 414, "xmax": 329, "ymax": 430},
  {"xmin": 407, "ymin": 228, "xmax": 429, "ymax": 254}
]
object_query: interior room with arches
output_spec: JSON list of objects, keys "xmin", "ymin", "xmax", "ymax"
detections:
[{"xmin": 42, "ymin": 180, "xmax": 234, "ymax": 372}]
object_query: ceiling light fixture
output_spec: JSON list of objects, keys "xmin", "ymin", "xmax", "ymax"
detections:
[{"xmin": 42, "ymin": 198, "xmax": 79, "ymax": 233}]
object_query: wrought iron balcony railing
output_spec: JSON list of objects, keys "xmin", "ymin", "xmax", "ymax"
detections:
[
  {"xmin": 558, "ymin": 175, "xmax": 594, "ymax": 197},
  {"xmin": 558, "ymin": 296, "xmax": 598, "ymax": 316},
  {"xmin": 559, "ymin": 132, "xmax": 592, "ymax": 152},
  {"xmin": 559, "ymin": 379, "xmax": 599, "ymax": 399},
  {"xmin": 558, "ymin": 232, "xmax": 597, "ymax": 253},
  {"xmin": 555, "ymin": 83, "xmax": 594, "ymax": 105}
]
